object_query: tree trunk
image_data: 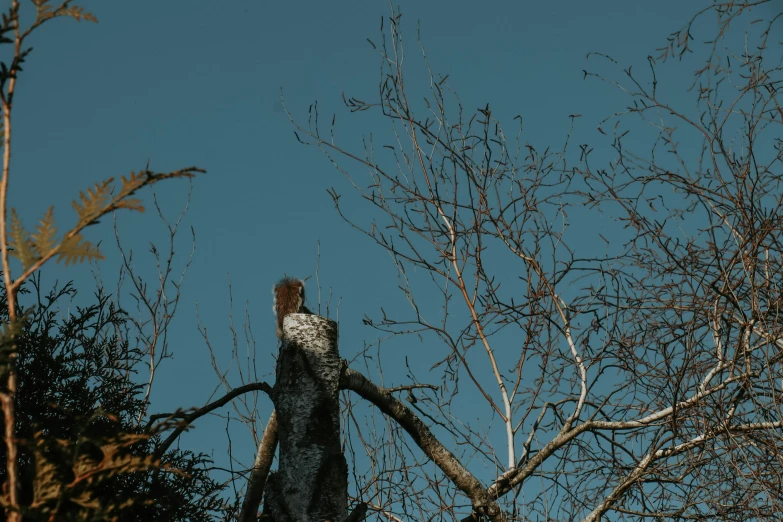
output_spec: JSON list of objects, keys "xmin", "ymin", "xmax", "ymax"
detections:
[{"xmin": 263, "ymin": 313, "xmax": 347, "ymax": 522}]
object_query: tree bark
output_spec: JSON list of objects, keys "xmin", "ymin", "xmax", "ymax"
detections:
[
  {"xmin": 339, "ymin": 367, "xmax": 504, "ymax": 522},
  {"xmin": 240, "ymin": 410, "xmax": 278, "ymax": 522},
  {"xmin": 264, "ymin": 313, "xmax": 347, "ymax": 522}
]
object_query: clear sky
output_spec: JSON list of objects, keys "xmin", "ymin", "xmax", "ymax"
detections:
[{"xmin": 9, "ymin": 0, "xmax": 716, "ymax": 510}]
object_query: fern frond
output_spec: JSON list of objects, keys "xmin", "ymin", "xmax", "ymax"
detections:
[
  {"xmin": 57, "ymin": 233, "xmax": 104, "ymax": 266},
  {"xmin": 72, "ymin": 179, "xmax": 112, "ymax": 226},
  {"xmin": 59, "ymin": 6, "xmax": 97, "ymax": 23},
  {"xmin": 32, "ymin": 459, "xmax": 60, "ymax": 505},
  {"xmin": 31, "ymin": 206, "xmax": 58, "ymax": 258},
  {"xmin": 113, "ymin": 197, "xmax": 144, "ymax": 213},
  {"xmin": 72, "ymin": 435, "xmax": 159, "ymax": 482},
  {"xmin": 9, "ymin": 209, "xmax": 39, "ymax": 270},
  {"xmin": 118, "ymin": 171, "xmax": 149, "ymax": 198},
  {"xmin": 33, "ymin": 3, "xmax": 97, "ymax": 25},
  {"xmin": 30, "ymin": 429, "xmax": 157, "ymax": 514},
  {"xmin": 116, "ymin": 168, "xmax": 201, "ymax": 202}
]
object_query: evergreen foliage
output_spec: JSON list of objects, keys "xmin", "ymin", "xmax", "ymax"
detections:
[{"xmin": 0, "ymin": 279, "xmax": 229, "ymax": 521}]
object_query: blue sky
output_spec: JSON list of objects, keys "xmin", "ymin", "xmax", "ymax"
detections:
[{"xmin": 8, "ymin": 0, "xmax": 717, "ymax": 512}]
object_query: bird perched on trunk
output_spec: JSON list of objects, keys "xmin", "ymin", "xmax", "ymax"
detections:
[{"xmin": 273, "ymin": 276, "xmax": 312, "ymax": 339}]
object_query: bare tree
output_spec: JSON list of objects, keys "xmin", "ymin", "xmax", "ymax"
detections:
[
  {"xmin": 111, "ymin": 189, "xmax": 197, "ymax": 424},
  {"xmin": 278, "ymin": 2, "xmax": 783, "ymax": 520}
]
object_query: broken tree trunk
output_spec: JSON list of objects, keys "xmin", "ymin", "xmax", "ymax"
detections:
[{"xmin": 263, "ymin": 313, "xmax": 347, "ymax": 522}]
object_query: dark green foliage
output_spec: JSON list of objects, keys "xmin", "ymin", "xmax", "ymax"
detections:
[{"xmin": 0, "ymin": 278, "xmax": 228, "ymax": 521}]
